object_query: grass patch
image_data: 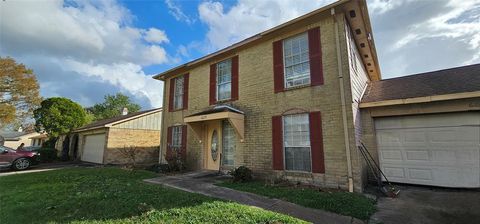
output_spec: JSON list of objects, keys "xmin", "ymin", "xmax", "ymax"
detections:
[
  {"xmin": 217, "ymin": 181, "xmax": 376, "ymax": 220},
  {"xmin": 0, "ymin": 168, "xmax": 305, "ymax": 224}
]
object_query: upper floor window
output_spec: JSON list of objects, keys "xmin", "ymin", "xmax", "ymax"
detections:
[
  {"xmin": 283, "ymin": 33, "xmax": 310, "ymax": 88},
  {"xmin": 210, "ymin": 56, "xmax": 238, "ymax": 105},
  {"xmin": 217, "ymin": 59, "xmax": 232, "ymax": 101},
  {"xmin": 173, "ymin": 76, "xmax": 184, "ymax": 110},
  {"xmin": 283, "ymin": 113, "xmax": 311, "ymax": 172}
]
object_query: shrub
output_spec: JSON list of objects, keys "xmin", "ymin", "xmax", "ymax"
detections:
[
  {"xmin": 145, "ymin": 164, "xmax": 171, "ymax": 173},
  {"xmin": 37, "ymin": 148, "xmax": 57, "ymax": 162},
  {"xmin": 42, "ymin": 138, "xmax": 57, "ymax": 148},
  {"xmin": 231, "ymin": 166, "xmax": 253, "ymax": 182},
  {"xmin": 165, "ymin": 150, "xmax": 185, "ymax": 172},
  {"xmin": 118, "ymin": 145, "xmax": 139, "ymax": 169}
]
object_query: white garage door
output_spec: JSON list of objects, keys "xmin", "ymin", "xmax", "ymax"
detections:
[
  {"xmin": 375, "ymin": 112, "xmax": 480, "ymax": 188},
  {"xmin": 81, "ymin": 134, "xmax": 105, "ymax": 164}
]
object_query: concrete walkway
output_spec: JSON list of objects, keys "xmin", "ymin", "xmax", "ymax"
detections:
[{"xmin": 144, "ymin": 171, "xmax": 363, "ymax": 224}]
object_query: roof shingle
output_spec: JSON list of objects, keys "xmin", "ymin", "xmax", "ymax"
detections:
[{"xmin": 362, "ymin": 64, "xmax": 480, "ymax": 103}]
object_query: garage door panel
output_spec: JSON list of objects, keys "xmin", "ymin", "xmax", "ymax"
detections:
[
  {"xmin": 380, "ymin": 150, "xmax": 403, "ymax": 161},
  {"xmin": 404, "ymin": 131, "xmax": 427, "ymax": 144},
  {"xmin": 375, "ymin": 112, "xmax": 480, "ymax": 188},
  {"xmin": 405, "ymin": 150, "xmax": 429, "ymax": 161},
  {"xmin": 377, "ymin": 131, "xmax": 402, "ymax": 147},
  {"xmin": 383, "ymin": 167, "xmax": 406, "ymax": 179}
]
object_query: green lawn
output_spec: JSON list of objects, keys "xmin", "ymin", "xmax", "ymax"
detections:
[
  {"xmin": 0, "ymin": 168, "xmax": 305, "ymax": 224},
  {"xmin": 217, "ymin": 181, "xmax": 376, "ymax": 220}
]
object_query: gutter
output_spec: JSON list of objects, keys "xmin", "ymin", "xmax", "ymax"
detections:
[
  {"xmin": 333, "ymin": 8, "xmax": 354, "ymax": 193},
  {"xmin": 360, "ymin": 91, "xmax": 480, "ymax": 108}
]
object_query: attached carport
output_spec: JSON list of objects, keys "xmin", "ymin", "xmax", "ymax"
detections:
[{"xmin": 360, "ymin": 64, "xmax": 480, "ymax": 188}]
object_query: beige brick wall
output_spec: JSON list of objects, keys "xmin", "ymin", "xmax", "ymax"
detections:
[
  {"xmin": 160, "ymin": 14, "xmax": 364, "ymax": 190},
  {"xmin": 105, "ymin": 128, "xmax": 160, "ymax": 165}
]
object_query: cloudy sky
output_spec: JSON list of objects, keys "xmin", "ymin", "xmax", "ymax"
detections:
[{"xmin": 1, "ymin": 0, "xmax": 479, "ymax": 109}]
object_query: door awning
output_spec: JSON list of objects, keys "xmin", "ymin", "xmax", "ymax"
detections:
[{"xmin": 184, "ymin": 105, "xmax": 245, "ymax": 142}]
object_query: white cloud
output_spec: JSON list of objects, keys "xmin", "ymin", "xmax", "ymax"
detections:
[
  {"xmin": 165, "ymin": 0, "xmax": 195, "ymax": 25},
  {"xmin": 369, "ymin": 0, "xmax": 480, "ymax": 77},
  {"xmin": 61, "ymin": 60, "xmax": 163, "ymax": 107},
  {"xmin": 0, "ymin": 0, "xmax": 168, "ymax": 107},
  {"xmin": 144, "ymin": 28, "xmax": 169, "ymax": 44},
  {"xmin": 198, "ymin": 0, "xmax": 335, "ymax": 50}
]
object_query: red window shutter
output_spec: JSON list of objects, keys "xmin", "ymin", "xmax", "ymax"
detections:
[
  {"xmin": 308, "ymin": 27, "xmax": 324, "ymax": 86},
  {"xmin": 166, "ymin": 126, "xmax": 173, "ymax": 159},
  {"xmin": 209, "ymin": 64, "xmax": 217, "ymax": 105},
  {"xmin": 309, "ymin": 111, "xmax": 325, "ymax": 173},
  {"xmin": 272, "ymin": 40, "xmax": 285, "ymax": 93},
  {"xmin": 168, "ymin": 79, "xmax": 175, "ymax": 112},
  {"xmin": 181, "ymin": 125, "xmax": 187, "ymax": 161},
  {"xmin": 183, "ymin": 73, "xmax": 189, "ymax": 110},
  {"xmin": 272, "ymin": 115, "xmax": 284, "ymax": 170},
  {"xmin": 231, "ymin": 56, "xmax": 239, "ymax": 101}
]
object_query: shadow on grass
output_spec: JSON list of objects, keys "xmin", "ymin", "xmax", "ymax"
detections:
[{"xmin": 0, "ymin": 167, "xmax": 303, "ymax": 224}]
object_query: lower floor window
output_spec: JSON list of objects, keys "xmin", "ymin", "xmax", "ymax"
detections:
[
  {"xmin": 283, "ymin": 113, "xmax": 311, "ymax": 171},
  {"xmin": 172, "ymin": 126, "xmax": 182, "ymax": 149}
]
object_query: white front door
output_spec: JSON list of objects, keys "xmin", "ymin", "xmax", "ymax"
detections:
[
  {"xmin": 375, "ymin": 112, "xmax": 480, "ymax": 187},
  {"xmin": 81, "ymin": 134, "xmax": 105, "ymax": 164}
]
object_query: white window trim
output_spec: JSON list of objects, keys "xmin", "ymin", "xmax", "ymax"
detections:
[
  {"xmin": 282, "ymin": 32, "xmax": 311, "ymax": 89},
  {"xmin": 282, "ymin": 113, "xmax": 312, "ymax": 172},
  {"xmin": 216, "ymin": 59, "xmax": 232, "ymax": 101}
]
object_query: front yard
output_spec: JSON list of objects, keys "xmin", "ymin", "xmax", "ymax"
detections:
[
  {"xmin": 217, "ymin": 181, "xmax": 376, "ymax": 220},
  {"xmin": 0, "ymin": 168, "xmax": 304, "ymax": 224}
]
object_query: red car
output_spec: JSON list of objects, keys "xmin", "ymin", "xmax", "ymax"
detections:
[{"xmin": 0, "ymin": 145, "xmax": 40, "ymax": 170}]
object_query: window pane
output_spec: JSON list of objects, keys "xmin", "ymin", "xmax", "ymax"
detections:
[
  {"xmin": 285, "ymin": 147, "xmax": 311, "ymax": 171},
  {"xmin": 217, "ymin": 59, "xmax": 232, "ymax": 101},
  {"xmin": 283, "ymin": 33, "xmax": 310, "ymax": 88},
  {"xmin": 219, "ymin": 83, "xmax": 231, "ymax": 100},
  {"xmin": 283, "ymin": 114, "xmax": 311, "ymax": 172}
]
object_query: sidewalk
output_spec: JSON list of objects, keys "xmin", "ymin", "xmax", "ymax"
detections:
[
  {"xmin": 144, "ymin": 171, "xmax": 363, "ymax": 224},
  {"xmin": 0, "ymin": 161, "xmax": 97, "ymax": 177}
]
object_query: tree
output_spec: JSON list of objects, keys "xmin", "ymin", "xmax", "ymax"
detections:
[
  {"xmin": 88, "ymin": 93, "xmax": 141, "ymax": 121},
  {"xmin": 0, "ymin": 57, "xmax": 41, "ymax": 128},
  {"xmin": 33, "ymin": 97, "xmax": 87, "ymax": 138}
]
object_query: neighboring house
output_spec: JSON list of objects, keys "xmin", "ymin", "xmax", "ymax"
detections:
[
  {"xmin": 154, "ymin": 0, "xmax": 379, "ymax": 192},
  {"xmin": 30, "ymin": 134, "xmax": 48, "ymax": 147},
  {"xmin": 0, "ymin": 131, "xmax": 46, "ymax": 149},
  {"xmin": 71, "ymin": 108, "xmax": 162, "ymax": 165},
  {"xmin": 360, "ymin": 64, "xmax": 480, "ymax": 188}
]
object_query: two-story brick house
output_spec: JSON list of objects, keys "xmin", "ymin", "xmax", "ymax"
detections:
[{"xmin": 154, "ymin": 0, "xmax": 380, "ymax": 192}]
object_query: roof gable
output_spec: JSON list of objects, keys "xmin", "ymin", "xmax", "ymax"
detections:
[{"xmin": 75, "ymin": 108, "xmax": 162, "ymax": 132}]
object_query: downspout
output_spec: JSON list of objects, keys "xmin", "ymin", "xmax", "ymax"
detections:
[
  {"xmin": 159, "ymin": 80, "xmax": 167, "ymax": 164},
  {"xmin": 332, "ymin": 8, "xmax": 354, "ymax": 192}
]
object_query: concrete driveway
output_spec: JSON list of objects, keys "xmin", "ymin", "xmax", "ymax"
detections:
[{"xmin": 371, "ymin": 185, "xmax": 480, "ymax": 224}]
